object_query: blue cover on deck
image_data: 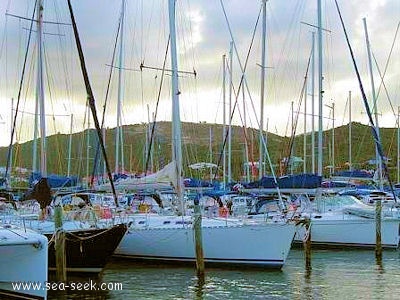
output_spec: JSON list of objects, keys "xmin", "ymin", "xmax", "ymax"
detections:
[
  {"xmin": 333, "ymin": 170, "xmax": 373, "ymax": 178},
  {"xmin": 184, "ymin": 178, "xmax": 220, "ymax": 188},
  {"xmin": 29, "ymin": 172, "xmax": 79, "ymax": 188},
  {"xmin": 244, "ymin": 173, "xmax": 322, "ymax": 189}
]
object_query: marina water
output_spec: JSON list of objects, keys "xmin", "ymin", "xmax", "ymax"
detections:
[{"xmin": 49, "ymin": 248, "xmax": 400, "ymax": 299}]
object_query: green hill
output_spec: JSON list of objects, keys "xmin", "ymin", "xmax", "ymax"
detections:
[{"xmin": 0, "ymin": 121, "xmax": 398, "ymax": 184}]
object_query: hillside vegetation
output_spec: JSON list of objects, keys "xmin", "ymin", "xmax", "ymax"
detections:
[{"xmin": 1, "ymin": 121, "xmax": 398, "ymax": 182}]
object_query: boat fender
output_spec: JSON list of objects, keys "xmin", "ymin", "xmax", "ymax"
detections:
[
  {"xmin": 219, "ymin": 206, "xmax": 229, "ymax": 218},
  {"xmin": 101, "ymin": 207, "xmax": 112, "ymax": 219}
]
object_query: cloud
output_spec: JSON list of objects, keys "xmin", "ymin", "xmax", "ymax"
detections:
[{"xmin": 0, "ymin": 0, "xmax": 398, "ymax": 148}]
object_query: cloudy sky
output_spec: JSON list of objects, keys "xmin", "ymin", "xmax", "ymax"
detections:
[{"xmin": 0, "ymin": 0, "xmax": 399, "ymax": 147}]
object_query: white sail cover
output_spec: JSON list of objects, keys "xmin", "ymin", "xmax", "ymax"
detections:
[{"xmin": 95, "ymin": 161, "xmax": 177, "ymax": 191}]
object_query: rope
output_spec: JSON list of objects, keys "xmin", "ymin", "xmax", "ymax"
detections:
[
  {"xmin": 47, "ymin": 232, "xmax": 56, "ymax": 245},
  {"xmin": 64, "ymin": 224, "xmax": 123, "ymax": 242},
  {"xmin": 302, "ymin": 224, "xmax": 311, "ymax": 243}
]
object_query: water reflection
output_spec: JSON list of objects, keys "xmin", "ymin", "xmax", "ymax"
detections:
[
  {"xmin": 47, "ymin": 250, "xmax": 400, "ymax": 299},
  {"xmin": 47, "ymin": 275, "xmax": 110, "ymax": 300},
  {"xmin": 194, "ymin": 275, "xmax": 205, "ymax": 299}
]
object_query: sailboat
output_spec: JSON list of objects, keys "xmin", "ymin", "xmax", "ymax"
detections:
[
  {"xmin": 17, "ymin": 178, "xmax": 127, "ymax": 274},
  {"xmin": 111, "ymin": 0, "xmax": 296, "ymax": 269},
  {"xmin": 291, "ymin": 192, "xmax": 400, "ymax": 249},
  {"xmin": 290, "ymin": 2, "xmax": 400, "ymax": 250},
  {"xmin": 0, "ymin": 224, "xmax": 48, "ymax": 299},
  {"xmin": 4, "ymin": 0, "xmax": 128, "ymax": 274}
]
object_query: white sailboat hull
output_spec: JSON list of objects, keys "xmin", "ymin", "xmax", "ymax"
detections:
[
  {"xmin": 0, "ymin": 226, "xmax": 48, "ymax": 299},
  {"xmin": 295, "ymin": 217, "xmax": 400, "ymax": 248},
  {"xmin": 114, "ymin": 216, "xmax": 296, "ymax": 268}
]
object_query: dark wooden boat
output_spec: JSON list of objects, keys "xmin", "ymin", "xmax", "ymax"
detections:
[
  {"xmin": 18, "ymin": 162, "xmax": 128, "ymax": 274},
  {"xmin": 46, "ymin": 223, "xmax": 128, "ymax": 274}
]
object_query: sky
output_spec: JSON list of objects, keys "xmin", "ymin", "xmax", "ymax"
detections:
[{"xmin": 0, "ymin": 0, "xmax": 399, "ymax": 148}]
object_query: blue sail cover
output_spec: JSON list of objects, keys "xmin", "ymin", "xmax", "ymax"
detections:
[
  {"xmin": 244, "ymin": 173, "xmax": 322, "ymax": 189},
  {"xmin": 333, "ymin": 170, "xmax": 373, "ymax": 179},
  {"xmin": 29, "ymin": 172, "xmax": 79, "ymax": 188},
  {"xmin": 183, "ymin": 178, "xmax": 220, "ymax": 188}
]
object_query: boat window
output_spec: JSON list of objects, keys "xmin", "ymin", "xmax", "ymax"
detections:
[{"xmin": 176, "ymin": 220, "xmax": 192, "ymax": 225}]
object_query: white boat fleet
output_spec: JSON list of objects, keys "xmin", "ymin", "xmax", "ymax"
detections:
[
  {"xmin": 2, "ymin": 178, "xmax": 400, "ymax": 300},
  {"xmin": 1, "ymin": 0, "xmax": 399, "ymax": 296},
  {"xmin": 52, "ymin": 190, "xmax": 297, "ymax": 269},
  {"xmin": 52, "ymin": 184, "xmax": 400, "ymax": 258}
]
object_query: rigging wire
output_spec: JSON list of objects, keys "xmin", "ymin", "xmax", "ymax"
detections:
[
  {"xmin": 282, "ymin": 49, "xmax": 312, "ymax": 175},
  {"xmin": 4, "ymin": 0, "xmax": 38, "ymax": 185},
  {"xmin": 66, "ymin": 0, "xmax": 119, "ymax": 206},
  {"xmin": 89, "ymin": 11, "xmax": 121, "ymax": 187},
  {"xmin": 144, "ymin": 38, "xmax": 170, "ymax": 175},
  {"xmin": 213, "ymin": 1, "xmax": 262, "ymax": 181},
  {"xmin": 333, "ymin": 0, "xmax": 396, "ymax": 201},
  {"xmin": 372, "ymin": 21, "xmax": 400, "ymax": 126}
]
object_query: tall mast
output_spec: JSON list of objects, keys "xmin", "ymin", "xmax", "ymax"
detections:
[
  {"xmin": 168, "ymin": 0, "xmax": 184, "ymax": 214},
  {"xmin": 311, "ymin": 32, "xmax": 316, "ymax": 174},
  {"xmin": 363, "ymin": 17, "xmax": 382, "ymax": 188},
  {"xmin": 67, "ymin": 113, "xmax": 73, "ymax": 177},
  {"xmin": 37, "ymin": 0, "xmax": 47, "ymax": 177},
  {"xmin": 259, "ymin": 0, "xmax": 266, "ymax": 179},
  {"xmin": 222, "ymin": 54, "xmax": 226, "ymax": 187},
  {"xmin": 303, "ymin": 73, "xmax": 307, "ymax": 174},
  {"xmin": 145, "ymin": 105, "xmax": 149, "ymax": 172},
  {"xmin": 290, "ymin": 101, "xmax": 294, "ymax": 175},
  {"xmin": 228, "ymin": 41, "xmax": 233, "ymax": 183},
  {"xmin": 115, "ymin": 0, "xmax": 125, "ymax": 174},
  {"xmin": 209, "ymin": 127, "xmax": 213, "ymax": 182},
  {"xmin": 243, "ymin": 85, "xmax": 249, "ymax": 182},
  {"xmin": 8, "ymin": 99, "xmax": 14, "ymax": 185},
  {"xmin": 397, "ymin": 106, "xmax": 399, "ymax": 183},
  {"xmin": 348, "ymin": 91, "xmax": 352, "ymax": 171},
  {"xmin": 146, "ymin": 104, "xmax": 152, "ymax": 173},
  {"xmin": 86, "ymin": 104, "xmax": 90, "ymax": 182},
  {"xmin": 317, "ymin": 0, "xmax": 323, "ymax": 177},
  {"xmin": 325, "ymin": 102, "xmax": 335, "ymax": 175},
  {"xmin": 331, "ymin": 102, "xmax": 335, "ymax": 175}
]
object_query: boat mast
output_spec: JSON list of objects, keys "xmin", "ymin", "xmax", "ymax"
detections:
[
  {"xmin": 115, "ymin": 0, "xmax": 126, "ymax": 174},
  {"xmin": 222, "ymin": 54, "xmax": 227, "ymax": 187},
  {"xmin": 67, "ymin": 113, "xmax": 73, "ymax": 177},
  {"xmin": 168, "ymin": 0, "xmax": 184, "ymax": 214},
  {"xmin": 331, "ymin": 102, "xmax": 335, "ymax": 175},
  {"xmin": 311, "ymin": 32, "xmax": 315, "ymax": 174},
  {"xmin": 146, "ymin": 104, "xmax": 154, "ymax": 173},
  {"xmin": 37, "ymin": 0, "xmax": 47, "ymax": 177},
  {"xmin": 259, "ymin": 0, "xmax": 266, "ymax": 179},
  {"xmin": 363, "ymin": 17, "xmax": 382, "ymax": 188},
  {"xmin": 8, "ymin": 99, "xmax": 13, "ymax": 185},
  {"xmin": 290, "ymin": 101, "xmax": 294, "ymax": 175},
  {"xmin": 243, "ymin": 83, "xmax": 249, "ymax": 181},
  {"xmin": 67, "ymin": 0, "xmax": 119, "ymax": 206},
  {"xmin": 228, "ymin": 41, "xmax": 233, "ymax": 184},
  {"xmin": 86, "ymin": 105, "xmax": 90, "ymax": 182},
  {"xmin": 209, "ymin": 127, "xmax": 213, "ymax": 182},
  {"xmin": 304, "ymin": 72, "xmax": 307, "ymax": 174},
  {"xmin": 348, "ymin": 91, "xmax": 352, "ymax": 171},
  {"xmin": 317, "ymin": 0, "xmax": 323, "ymax": 177},
  {"xmin": 397, "ymin": 106, "xmax": 399, "ymax": 183}
]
